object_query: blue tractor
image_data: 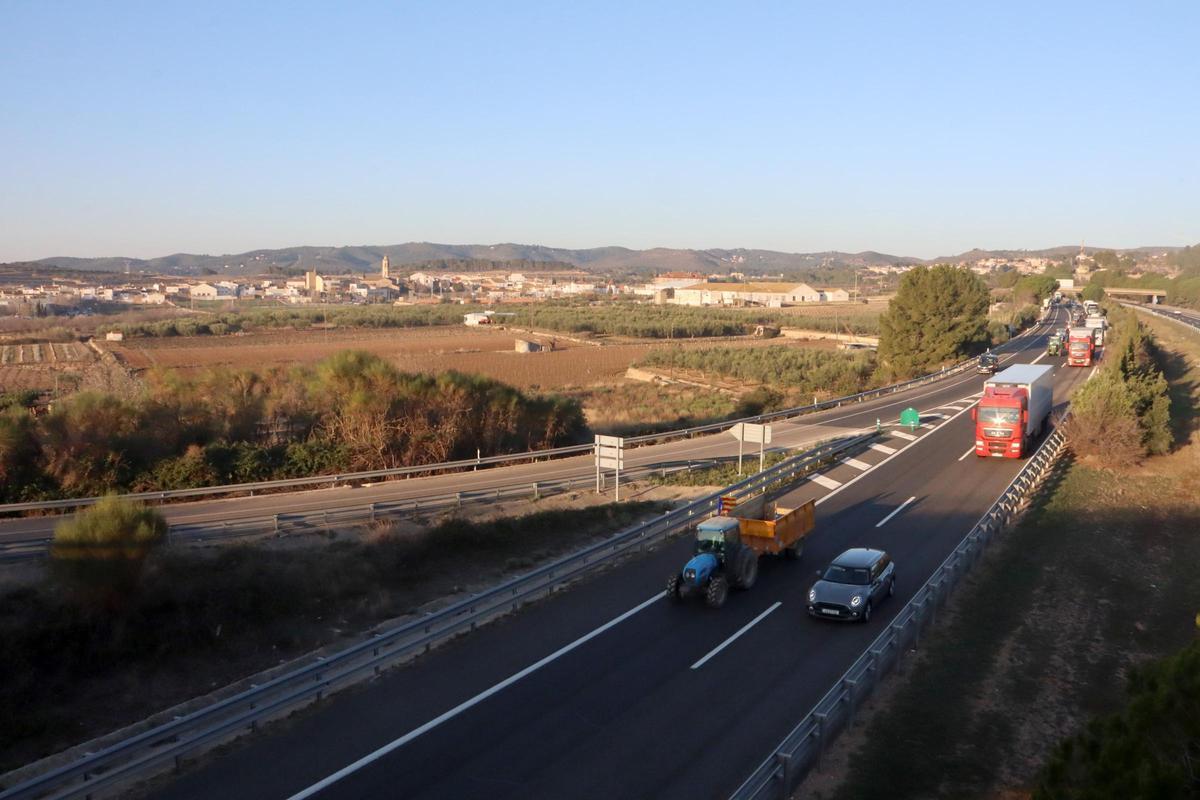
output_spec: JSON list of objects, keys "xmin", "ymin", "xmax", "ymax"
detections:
[{"xmin": 666, "ymin": 516, "xmax": 759, "ymax": 608}]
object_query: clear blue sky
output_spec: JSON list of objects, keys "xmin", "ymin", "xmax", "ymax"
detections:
[{"xmin": 2, "ymin": 1, "xmax": 1197, "ymax": 261}]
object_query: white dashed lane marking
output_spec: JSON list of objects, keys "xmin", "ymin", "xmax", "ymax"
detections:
[
  {"xmin": 876, "ymin": 496, "xmax": 918, "ymax": 528},
  {"xmin": 840, "ymin": 457, "xmax": 871, "ymax": 471},
  {"xmin": 870, "ymin": 443, "xmax": 897, "ymax": 455},
  {"xmin": 891, "ymin": 431, "xmax": 918, "ymax": 441},
  {"xmin": 809, "ymin": 473, "xmax": 842, "ymax": 490}
]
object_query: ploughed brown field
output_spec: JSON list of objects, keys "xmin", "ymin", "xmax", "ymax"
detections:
[{"xmin": 105, "ymin": 325, "xmax": 831, "ymax": 390}]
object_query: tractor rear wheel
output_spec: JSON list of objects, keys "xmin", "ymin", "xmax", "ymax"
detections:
[
  {"xmin": 666, "ymin": 573, "xmax": 682, "ymax": 601},
  {"xmin": 738, "ymin": 550, "xmax": 758, "ymax": 590},
  {"xmin": 705, "ymin": 575, "xmax": 729, "ymax": 608}
]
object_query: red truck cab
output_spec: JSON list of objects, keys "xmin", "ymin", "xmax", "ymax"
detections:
[
  {"xmin": 973, "ymin": 387, "xmax": 1028, "ymax": 458},
  {"xmin": 973, "ymin": 365, "xmax": 1054, "ymax": 458},
  {"xmin": 1067, "ymin": 327, "xmax": 1094, "ymax": 367}
]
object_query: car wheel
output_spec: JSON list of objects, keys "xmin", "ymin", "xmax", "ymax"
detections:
[
  {"xmin": 862, "ymin": 602, "xmax": 872, "ymax": 623},
  {"xmin": 666, "ymin": 573, "xmax": 682, "ymax": 601},
  {"xmin": 888, "ymin": 577, "xmax": 895, "ymax": 597}
]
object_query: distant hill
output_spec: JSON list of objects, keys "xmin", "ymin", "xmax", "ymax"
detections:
[
  {"xmin": 13, "ymin": 243, "xmax": 923, "ymax": 278},
  {"xmin": 8, "ymin": 241, "xmax": 1188, "ymax": 279}
]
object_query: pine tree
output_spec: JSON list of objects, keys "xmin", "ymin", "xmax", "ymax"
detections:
[{"xmin": 877, "ymin": 265, "xmax": 990, "ymax": 378}]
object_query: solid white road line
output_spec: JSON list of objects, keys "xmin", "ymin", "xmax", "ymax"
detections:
[
  {"xmin": 690, "ymin": 601, "xmax": 782, "ymax": 670},
  {"xmin": 958, "ymin": 446, "xmax": 977, "ymax": 462},
  {"xmin": 840, "ymin": 457, "xmax": 871, "ymax": 471},
  {"xmin": 1088, "ymin": 367, "xmax": 1098, "ymax": 381},
  {"xmin": 1030, "ymin": 351, "xmax": 1048, "ymax": 365},
  {"xmin": 875, "ymin": 496, "xmax": 917, "ymax": 528},
  {"xmin": 891, "ymin": 430, "xmax": 918, "ymax": 441},
  {"xmin": 285, "ymin": 593, "xmax": 663, "ymax": 800},
  {"xmin": 926, "ymin": 411, "xmax": 951, "ymax": 418},
  {"xmin": 869, "ymin": 443, "xmax": 897, "ymax": 455},
  {"xmin": 809, "ymin": 473, "xmax": 842, "ymax": 490}
]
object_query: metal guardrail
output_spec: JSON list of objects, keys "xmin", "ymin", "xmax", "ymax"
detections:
[
  {"xmin": 0, "ymin": 318, "xmax": 1051, "ymax": 517},
  {"xmin": 0, "ymin": 433, "xmax": 876, "ymax": 800},
  {"xmin": 0, "ymin": 454, "xmax": 776, "ymax": 561},
  {"xmin": 730, "ymin": 424, "xmax": 1069, "ymax": 800}
]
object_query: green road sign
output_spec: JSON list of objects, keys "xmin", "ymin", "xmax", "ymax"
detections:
[{"xmin": 899, "ymin": 407, "xmax": 920, "ymax": 430}]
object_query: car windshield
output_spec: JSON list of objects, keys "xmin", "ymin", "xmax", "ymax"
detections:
[
  {"xmin": 979, "ymin": 356, "xmax": 997, "ymax": 366},
  {"xmin": 977, "ymin": 405, "xmax": 1020, "ymax": 425},
  {"xmin": 822, "ymin": 564, "xmax": 871, "ymax": 585},
  {"xmin": 1069, "ymin": 341, "xmax": 1090, "ymax": 351}
]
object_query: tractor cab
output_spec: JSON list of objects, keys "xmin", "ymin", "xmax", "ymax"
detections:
[{"xmin": 695, "ymin": 516, "xmax": 740, "ymax": 563}]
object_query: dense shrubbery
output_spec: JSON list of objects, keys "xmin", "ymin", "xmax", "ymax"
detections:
[
  {"xmin": 51, "ymin": 496, "xmax": 168, "ymax": 600},
  {"xmin": 1010, "ymin": 304, "xmax": 1041, "ymax": 331},
  {"xmin": 1064, "ymin": 307, "xmax": 1172, "ymax": 461},
  {"xmin": 638, "ymin": 345, "xmax": 879, "ymax": 397},
  {"xmin": 0, "ymin": 351, "xmax": 586, "ymax": 501},
  {"xmin": 1035, "ymin": 639, "xmax": 1200, "ymax": 799},
  {"xmin": 507, "ymin": 304, "xmax": 881, "ymax": 339}
]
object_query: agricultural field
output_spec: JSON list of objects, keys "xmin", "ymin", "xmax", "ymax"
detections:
[
  {"xmin": 0, "ymin": 341, "xmax": 95, "ymax": 393},
  {"xmin": 0, "ymin": 341, "xmax": 92, "ymax": 365},
  {"xmin": 102, "ymin": 323, "xmax": 859, "ymax": 431},
  {"xmin": 105, "ymin": 325, "xmax": 807, "ymax": 389}
]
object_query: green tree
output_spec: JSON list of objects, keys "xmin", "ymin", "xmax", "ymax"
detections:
[
  {"xmin": 1035, "ymin": 640, "xmax": 1200, "ymax": 800},
  {"xmin": 878, "ymin": 265, "xmax": 990, "ymax": 378},
  {"xmin": 0, "ymin": 407, "xmax": 44, "ymax": 502},
  {"xmin": 1013, "ymin": 275, "xmax": 1060, "ymax": 306},
  {"xmin": 1081, "ymin": 283, "xmax": 1106, "ymax": 302}
]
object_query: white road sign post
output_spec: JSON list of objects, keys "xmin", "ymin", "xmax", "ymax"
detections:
[
  {"xmin": 594, "ymin": 434, "xmax": 625, "ymax": 501},
  {"xmin": 729, "ymin": 423, "xmax": 772, "ymax": 474}
]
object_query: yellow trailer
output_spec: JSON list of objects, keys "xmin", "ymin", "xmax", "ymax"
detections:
[{"xmin": 718, "ymin": 495, "xmax": 816, "ymax": 559}]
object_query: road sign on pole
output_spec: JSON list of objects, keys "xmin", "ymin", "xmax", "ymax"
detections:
[
  {"xmin": 594, "ymin": 434, "xmax": 625, "ymax": 501},
  {"xmin": 899, "ymin": 407, "xmax": 920, "ymax": 431},
  {"xmin": 729, "ymin": 423, "xmax": 772, "ymax": 474}
]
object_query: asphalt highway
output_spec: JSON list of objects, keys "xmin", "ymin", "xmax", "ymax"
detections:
[
  {"xmin": 146, "ymin": 309, "xmax": 1094, "ymax": 800},
  {"xmin": 1129, "ymin": 302, "xmax": 1200, "ymax": 333},
  {"xmin": 0, "ymin": 314, "xmax": 1056, "ymax": 548}
]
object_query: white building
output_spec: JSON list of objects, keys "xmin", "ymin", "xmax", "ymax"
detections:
[{"xmin": 672, "ymin": 282, "xmax": 821, "ymax": 307}]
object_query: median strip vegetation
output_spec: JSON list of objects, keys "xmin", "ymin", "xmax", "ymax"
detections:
[
  {"xmin": 808, "ymin": 309, "xmax": 1195, "ymax": 800},
  {"xmin": 0, "ymin": 500, "xmax": 668, "ymax": 772},
  {"xmin": 0, "ymin": 350, "xmax": 585, "ymax": 503}
]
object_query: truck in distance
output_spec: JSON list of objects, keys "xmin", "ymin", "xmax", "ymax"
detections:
[
  {"xmin": 667, "ymin": 495, "xmax": 815, "ymax": 608},
  {"xmin": 1084, "ymin": 314, "xmax": 1107, "ymax": 346},
  {"xmin": 1067, "ymin": 326, "xmax": 1095, "ymax": 367},
  {"xmin": 972, "ymin": 364, "xmax": 1054, "ymax": 458}
]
